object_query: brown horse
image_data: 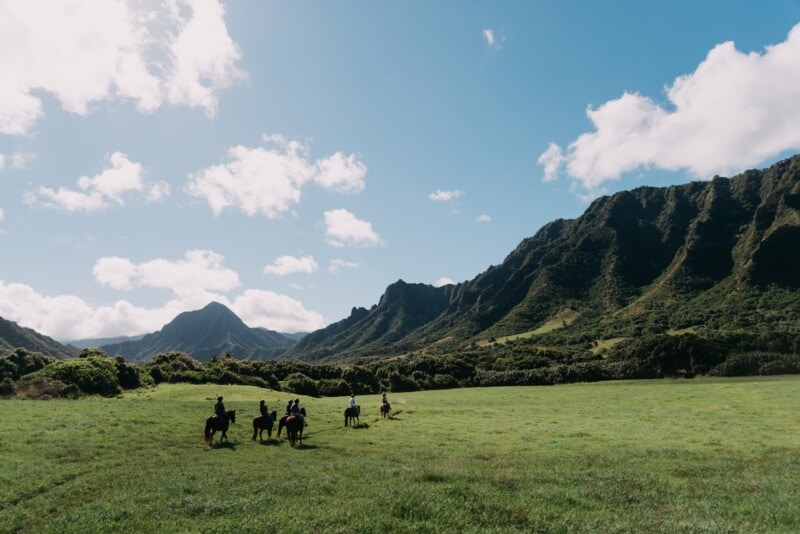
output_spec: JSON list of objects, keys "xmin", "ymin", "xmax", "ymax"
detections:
[
  {"xmin": 204, "ymin": 410, "xmax": 236, "ymax": 444},
  {"xmin": 380, "ymin": 402, "xmax": 390, "ymax": 418},
  {"xmin": 344, "ymin": 406, "xmax": 360, "ymax": 427},
  {"xmin": 252, "ymin": 410, "xmax": 278, "ymax": 442},
  {"xmin": 277, "ymin": 407, "xmax": 306, "ymax": 446}
]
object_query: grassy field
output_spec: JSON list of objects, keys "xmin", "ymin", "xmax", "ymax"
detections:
[{"xmin": 2, "ymin": 376, "xmax": 800, "ymax": 533}]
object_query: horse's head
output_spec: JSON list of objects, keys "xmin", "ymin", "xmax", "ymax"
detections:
[
  {"xmin": 300, "ymin": 407, "xmax": 306, "ymax": 416},
  {"xmin": 227, "ymin": 410, "xmax": 236, "ymax": 424}
]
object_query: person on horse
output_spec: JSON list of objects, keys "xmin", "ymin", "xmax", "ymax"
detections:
[
  {"xmin": 348, "ymin": 393, "xmax": 360, "ymax": 416},
  {"xmin": 286, "ymin": 399, "xmax": 294, "ymax": 415},
  {"xmin": 259, "ymin": 400, "xmax": 272, "ymax": 423},
  {"xmin": 381, "ymin": 392, "xmax": 390, "ymax": 410},
  {"xmin": 290, "ymin": 398, "xmax": 307, "ymax": 427},
  {"xmin": 214, "ymin": 396, "xmax": 228, "ymax": 423}
]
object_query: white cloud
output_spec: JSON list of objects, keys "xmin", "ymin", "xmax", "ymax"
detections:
[
  {"xmin": 232, "ymin": 289, "xmax": 325, "ymax": 333},
  {"xmin": 0, "ymin": 208, "xmax": 4, "ymax": 222},
  {"xmin": 0, "ymin": 150, "xmax": 34, "ymax": 170},
  {"xmin": 475, "ymin": 214, "xmax": 491, "ymax": 223},
  {"xmin": 429, "ymin": 189, "xmax": 464, "ymax": 202},
  {"xmin": 314, "ymin": 152, "xmax": 367, "ymax": 194},
  {"xmin": 24, "ymin": 152, "xmax": 169, "ymax": 212},
  {"xmin": 0, "ymin": 0, "xmax": 243, "ymax": 136},
  {"xmin": 186, "ymin": 135, "xmax": 367, "ymax": 218},
  {"xmin": 264, "ymin": 255, "xmax": 318, "ymax": 276},
  {"xmin": 328, "ymin": 258, "xmax": 361, "ymax": 274},
  {"xmin": 434, "ymin": 277, "xmax": 455, "ymax": 287},
  {"xmin": 323, "ymin": 209, "xmax": 383, "ymax": 248},
  {"xmin": 0, "ymin": 247, "xmax": 327, "ymax": 339},
  {"xmin": 483, "ymin": 28, "xmax": 504, "ymax": 49},
  {"xmin": 94, "ymin": 249, "xmax": 239, "ymax": 296},
  {"xmin": 540, "ymin": 23, "xmax": 800, "ymax": 193}
]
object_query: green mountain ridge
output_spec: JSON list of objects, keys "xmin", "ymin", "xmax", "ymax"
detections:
[
  {"xmin": 100, "ymin": 302, "xmax": 297, "ymax": 362},
  {"xmin": 285, "ymin": 155, "xmax": 800, "ymax": 362},
  {"xmin": 0, "ymin": 317, "xmax": 77, "ymax": 359}
]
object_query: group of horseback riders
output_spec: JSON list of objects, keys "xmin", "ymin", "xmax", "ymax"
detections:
[
  {"xmin": 212, "ymin": 395, "xmax": 306, "ymax": 426},
  {"xmin": 212, "ymin": 392, "xmax": 390, "ymax": 426}
]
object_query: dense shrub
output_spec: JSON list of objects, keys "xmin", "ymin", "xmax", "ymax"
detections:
[
  {"xmin": 0, "ymin": 376, "xmax": 16, "ymax": 396},
  {"xmin": 0, "ymin": 348, "xmax": 55, "ymax": 380},
  {"xmin": 15, "ymin": 377, "xmax": 81, "ymax": 399},
  {"xmin": 34, "ymin": 356, "xmax": 121, "ymax": 396},
  {"xmin": 317, "ymin": 378, "xmax": 351, "ymax": 397},
  {"xmin": 282, "ymin": 372, "xmax": 320, "ymax": 397}
]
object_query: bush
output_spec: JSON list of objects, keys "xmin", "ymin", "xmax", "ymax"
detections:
[
  {"xmin": 15, "ymin": 377, "xmax": 81, "ymax": 399},
  {"xmin": 0, "ymin": 377, "xmax": 15, "ymax": 396},
  {"xmin": 317, "ymin": 378, "xmax": 351, "ymax": 397},
  {"xmin": 34, "ymin": 357, "xmax": 121, "ymax": 396},
  {"xmin": 282, "ymin": 372, "xmax": 320, "ymax": 397}
]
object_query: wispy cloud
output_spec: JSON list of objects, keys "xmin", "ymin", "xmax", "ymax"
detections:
[
  {"xmin": 539, "ymin": 23, "xmax": 800, "ymax": 194},
  {"xmin": 0, "ymin": 0, "xmax": 244, "ymax": 136},
  {"xmin": 475, "ymin": 214, "xmax": 491, "ymax": 223},
  {"xmin": 434, "ymin": 277, "xmax": 455, "ymax": 287},
  {"xmin": 264, "ymin": 255, "xmax": 318, "ymax": 276},
  {"xmin": 24, "ymin": 152, "xmax": 169, "ymax": 212},
  {"xmin": 324, "ymin": 209, "xmax": 383, "ymax": 248},
  {"xmin": 186, "ymin": 134, "xmax": 367, "ymax": 218},
  {"xmin": 328, "ymin": 258, "xmax": 360, "ymax": 274},
  {"xmin": 429, "ymin": 189, "xmax": 464, "ymax": 202},
  {"xmin": 483, "ymin": 28, "xmax": 504, "ymax": 49}
]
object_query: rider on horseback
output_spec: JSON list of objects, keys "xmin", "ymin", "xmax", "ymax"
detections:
[
  {"xmin": 349, "ymin": 394, "xmax": 360, "ymax": 416},
  {"xmin": 259, "ymin": 400, "xmax": 273, "ymax": 423},
  {"xmin": 214, "ymin": 396, "xmax": 228, "ymax": 423},
  {"xmin": 381, "ymin": 392, "xmax": 391, "ymax": 410},
  {"xmin": 290, "ymin": 398, "xmax": 307, "ymax": 427}
]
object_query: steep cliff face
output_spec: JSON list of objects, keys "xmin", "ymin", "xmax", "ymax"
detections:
[{"xmin": 287, "ymin": 155, "xmax": 800, "ymax": 362}]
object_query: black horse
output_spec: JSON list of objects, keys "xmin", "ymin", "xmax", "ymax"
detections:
[
  {"xmin": 252, "ymin": 410, "xmax": 278, "ymax": 442},
  {"xmin": 205, "ymin": 410, "xmax": 236, "ymax": 444},
  {"xmin": 344, "ymin": 406, "xmax": 360, "ymax": 427}
]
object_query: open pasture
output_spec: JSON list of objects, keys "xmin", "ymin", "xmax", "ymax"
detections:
[{"xmin": 2, "ymin": 377, "xmax": 799, "ymax": 532}]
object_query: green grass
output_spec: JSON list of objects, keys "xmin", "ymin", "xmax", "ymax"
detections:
[{"xmin": 2, "ymin": 377, "xmax": 800, "ymax": 532}]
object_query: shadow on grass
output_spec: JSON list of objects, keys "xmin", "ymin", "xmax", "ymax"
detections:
[
  {"xmin": 350, "ymin": 422, "xmax": 370, "ymax": 430},
  {"xmin": 256, "ymin": 439, "xmax": 281, "ymax": 447},
  {"xmin": 291, "ymin": 443, "xmax": 318, "ymax": 450},
  {"xmin": 209, "ymin": 441, "xmax": 237, "ymax": 450}
]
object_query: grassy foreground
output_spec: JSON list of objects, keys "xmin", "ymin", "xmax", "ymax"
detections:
[{"xmin": 1, "ymin": 377, "xmax": 799, "ymax": 533}]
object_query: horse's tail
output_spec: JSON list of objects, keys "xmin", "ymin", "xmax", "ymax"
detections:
[
  {"xmin": 277, "ymin": 418, "xmax": 285, "ymax": 437},
  {"xmin": 204, "ymin": 418, "xmax": 212, "ymax": 443},
  {"xmin": 252, "ymin": 417, "xmax": 258, "ymax": 441}
]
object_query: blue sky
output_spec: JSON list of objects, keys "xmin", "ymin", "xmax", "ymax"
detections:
[{"xmin": 1, "ymin": 0, "xmax": 800, "ymax": 341}]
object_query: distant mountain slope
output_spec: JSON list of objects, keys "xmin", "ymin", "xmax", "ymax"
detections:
[
  {"xmin": 66, "ymin": 334, "xmax": 146, "ymax": 349},
  {"xmin": 286, "ymin": 155, "xmax": 800, "ymax": 362},
  {"xmin": 0, "ymin": 316, "xmax": 77, "ymax": 359},
  {"xmin": 101, "ymin": 302, "xmax": 297, "ymax": 362}
]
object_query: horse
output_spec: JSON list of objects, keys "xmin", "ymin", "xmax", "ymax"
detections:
[
  {"xmin": 252, "ymin": 410, "xmax": 278, "ymax": 442},
  {"xmin": 277, "ymin": 407, "xmax": 306, "ymax": 446},
  {"xmin": 205, "ymin": 410, "xmax": 236, "ymax": 444},
  {"xmin": 380, "ymin": 402, "xmax": 390, "ymax": 419},
  {"xmin": 344, "ymin": 406, "xmax": 360, "ymax": 427}
]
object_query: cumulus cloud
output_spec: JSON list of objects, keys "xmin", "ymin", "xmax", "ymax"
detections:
[
  {"xmin": 540, "ymin": 23, "xmax": 800, "ymax": 193},
  {"xmin": 186, "ymin": 135, "xmax": 368, "ymax": 218},
  {"xmin": 328, "ymin": 258, "xmax": 361, "ymax": 274},
  {"xmin": 24, "ymin": 152, "xmax": 169, "ymax": 212},
  {"xmin": 264, "ymin": 255, "xmax": 318, "ymax": 276},
  {"xmin": 434, "ymin": 277, "xmax": 455, "ymax": 287},
  {"xmin": 93, "ymin": 249, "xmax": 239, "ymax": 295},
  {"xmin": 0, "ymin": 247, "xmax": 327, "ymax": 338},
  {"xmin": 429, "ymin": 189, "xmax": 464, "ymax": 202},
  {"xmin": 0, "ymin": 0, "xmax": 243, "ymax": 136},
  {"xmin": 323, "ymin": 209, "xmax": 383, "ymax": 248},
  {"xmin": 475, "ymin": 214, "xmax": 491, "ymax": 223},
  {"xmin": 232, "ymin": 289, "xmax": 325, "ymax": 333}
]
